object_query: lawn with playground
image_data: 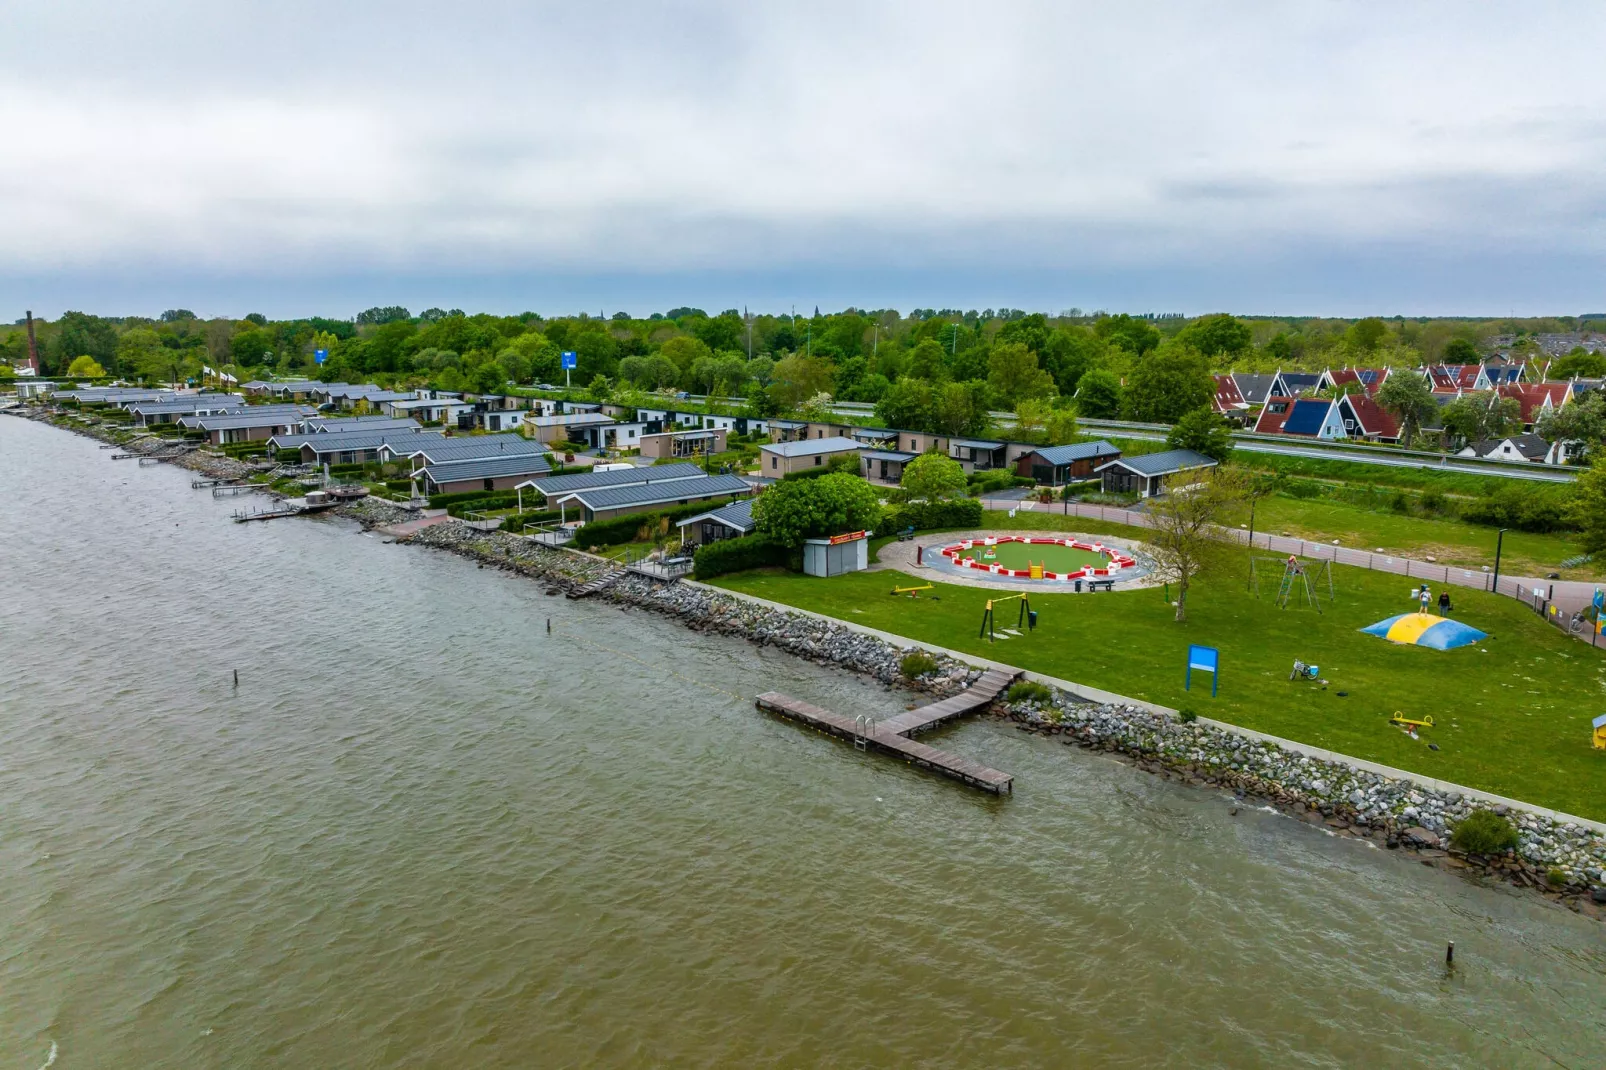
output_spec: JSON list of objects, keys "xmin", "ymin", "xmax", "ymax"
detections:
[{"xmin": 712, "ymin": 516, "xmax": 1606, "ymax": 821}]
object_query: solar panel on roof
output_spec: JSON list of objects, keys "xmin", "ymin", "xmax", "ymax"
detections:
[{"xmin": 1281, "ymin": 400, "xmax": 1330, "ymax": 436}]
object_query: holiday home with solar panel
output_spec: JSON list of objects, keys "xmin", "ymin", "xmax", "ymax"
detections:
[{"xmin": 1253, "ymin": 396, "xmax": 1348, "ymax": 440}]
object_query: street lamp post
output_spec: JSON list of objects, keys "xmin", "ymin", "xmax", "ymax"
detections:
[{"xmin": 1491, "ymin": 527, "xmax": 1508, "ymax": 592}]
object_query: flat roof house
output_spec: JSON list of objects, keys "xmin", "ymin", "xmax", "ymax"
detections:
[
  {"xmin": 860, "ymin": 449, "xmax": 918, "ymax": 484},
  {"xmin": 639, "ymin": 427, "xmax": 727, "ymax": 460},
  {"xmin": 759, "ymin": 436, "xmax": 861, "ymax": 476},
  {"xmin": 526, "ymin": 412, "xmax": 616, "ymax": 444},
  {"xmin": 948, "ymin": 437, "xmax": 1009, "ymax": 473},
  {"xmin": 553, "ymin": 473, "xmax": 754, "ymax": 524},
  {"xmin": 382, "ymin": 397, "xmax": 476, "ymax": 423},
  {"xmin": 1014, "ymin": 440, "xmax": 1122, "ymax": 485},
  {"xmin": 1095, "ymin": 448, "xmax": 1218, "ymax": 498},
  {"xmin": 417, "ymin": 452, "xmax": 554, "ymax": 496}
]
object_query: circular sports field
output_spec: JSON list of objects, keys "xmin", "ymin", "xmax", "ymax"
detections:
[{"xmin": 953, "ymin": 540, "xmax": 1108, "ymax": 573}]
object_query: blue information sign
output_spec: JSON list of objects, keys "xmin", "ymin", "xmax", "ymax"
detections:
[
  {"xmin": 1185, "ymin": 645, "xmax": 1220, "ymax": 697},
  {"xmin": 560, "ymin": 350, "xmax": 577, "ymax": 369},
  {"xmin": 314, "ymin": 348, "xmax": 328, "ymax": 364}
]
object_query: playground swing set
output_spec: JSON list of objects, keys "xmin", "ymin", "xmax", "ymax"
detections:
[
  {"xmin": 1249, "ymin": 554, "xmax": 1335, "ymax": 612},
  {"xmin": 979, "ymin": 592, "xmax": 1036, "ymax": 642}
]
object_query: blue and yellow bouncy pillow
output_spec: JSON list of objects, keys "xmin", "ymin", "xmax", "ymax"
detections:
[{"xmin": 1360, "ymin": 613, "xmax": 1487, "ymax": 650}]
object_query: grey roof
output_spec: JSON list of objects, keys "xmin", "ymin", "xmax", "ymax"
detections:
[
  {"xmin": 385, "ymin": 397, "xmax": 472, "ymax": 409},
  {"xmin": 951, "ymin": 437, "xmax": 1006, "ymax": 450},
  {"xmin": 1472, "ymin": 434, "xmax": 1549, "ymax": 460},
  {"xmin": 849, "ymin": 427, "xmax": 900, "ymax": 441},
  {"xmin": 1232, "ymin": 373, "xmax": 1277, "ymax": 404},
  {"xmin": 127, "ymin": 394, "xmax": 246, "ymax": 413},
  {"xmin": 761, "ymin": 435, "xmax": 862, "ymax": 457},
  {"xmin": 303, "ymin": 417, "xmax": 421, "ymax": 433},
  {"xmin": 271, "ymin": 428, "xmax": 441, "ymax": 452},
  {"xmin": 521, "ymin": 462, "xmax": 707, "ymax": 495},
  {"xmin": 188, "ymin": 412, "xmax": 303, "ymax": 431},
  {"xmin": 858, "ymin": 449, "xmax": 918, "ymax": 462},
  {"xmin": 1095, "ymin": 448, "xmax": 1218, "ymax": 477},
  {"xmin": 530, "ymin": 412, "xmax": 614, "ymax": 427},
  {"xmin": 676, "ymin": 497, "xmax": 756, "ymax": 532},
  {"xmin": 558, "ymin": 473, "xmax": 753, "ymax": 511},
  {"xmin": 769, "ymin": 418, "xmax": 808, "ymax": 427},
  {"xmin": 419, "ymin": 453, "xmax": 553, "ymax": 484},
  {"xmin": 399, "ymin": 435, "xmax": 546, "ymax": 463},
  {"xmin": 1027, "ymin": 439, "xmax": 1121, "ymax": 465}
]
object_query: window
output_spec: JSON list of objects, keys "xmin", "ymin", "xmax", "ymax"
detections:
[
  {"xmin": 771, "ymin": 456, "xmax": 778, "ymax": 469},
  {"xmin": 484, "ymin": 479, "xmax": 494, "ymax": 491},
  {"xmin": 814, "ymin": 456, "xmax": 822, "ymax": 465}
]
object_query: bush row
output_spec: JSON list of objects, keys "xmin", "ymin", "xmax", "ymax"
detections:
[
  {"xmin": 692, "ymin": 534, "xmax": 790, "ymax": 578},
  {"xmin": 873, "ymin": 498, "xmax": 983, "ymax": 536}
]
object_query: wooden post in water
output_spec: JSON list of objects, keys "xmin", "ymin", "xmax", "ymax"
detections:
[
  {"xmin": 232, "ymin": 669, "xmax": 239, "ymax": 688},
  {"xmin": 1446, "ymin": 941, "xmax": 1454, "ymax": 966}
]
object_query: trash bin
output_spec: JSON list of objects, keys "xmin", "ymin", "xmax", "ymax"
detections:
[
  {"xmin": 1074, "ymin": 579, "xmax": 1082, "ymax": 593},
  {"xmin": 1028, "ymin": 610, "xmax": 1038, "ymax": 631}
]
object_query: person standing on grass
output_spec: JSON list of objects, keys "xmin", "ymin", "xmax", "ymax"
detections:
[{"xmin": 1438, "ymin": 590, "xmax": 1452, "ymax": 616}]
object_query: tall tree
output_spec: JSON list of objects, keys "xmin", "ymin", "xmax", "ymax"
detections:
[
  {"xmin": 1144, "ymin": 467, "xmax": 1248, "ymax": 622},
  {"xmin": 898, "ymin": 453, "xmax": 966, "ymax": 501},
  {"xmin": 1375, "ymin": 372, "xmax": 1438, "ymax": 448},
  {"xmin": 1177, "ymin": 314, "xmax": 1251, "ymax": 359},
  {"xmin": 1166, "ymin": 407, "xmax": 1234, "ymax": 462},
  {"xmin": 752, "ymin": 473, "xmax": 882, "ymax": 547},
  {"xmin": 1075, "ymin": 368, "xmax": 1123, "ymax": 418},
  {"xmin": 1122, "ymin": 343, "xmax": 1212, "ymax": 422},
  {"xmin": 987, "ymin": 342, "xmax": 1056, "ymax": 405}
]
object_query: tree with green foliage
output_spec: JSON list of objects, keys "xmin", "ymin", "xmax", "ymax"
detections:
[
  {"xmin": 752, "ymin": 473, "xmax": 882, "ymax": 548},
  {"xmin": 1375, "ymin": 371, "xmax": 1439, "ymax": 448},
  {"xmin": 66, "ymin": 355, "xmax": 106, "ymax": 378},
  {"xmin": 1549, "ymin": 346, "xmax": 1606, "ymax": 379},
  {"xmin": 1041, "ymin": 327, "xmax": 1105, "ymax": 395},
  {"xmin": 51, "ymin": 312, "xmax": 118, "ymax": 375},
  {"xmin": 1166, "ymin": 407, "xmax": 1234, "ymax": 462},
  {"xmin": 874, "ymin": 378, "xmax": 934, "ymax": 431},
  {"xmin": 1346, "ymin": 318, "xmax": 1389, "ymax": 353},
  {"xmin": 899, "ymin": 453, "xmax": 966, "ymax": 501},
  {"xmin": 1440, "ymin": 393, "xmax": 1522, "ymax": 450},
  {"xmin": 1144, "ymin": 466, "xmax": 1248, "ymax": 622},
  {"xmin": 904, "ymin": 338, "xmax": 949, "ymax": 382},
  {"xmin": 768, "ymin": 354, "xmax": 834, "ymax": 409},
  {"xmin": 1094, "ymin": 314, "xmax": 1160, "ymax": 356},
  {"xmin": 1075, "ymin": 368, "xmax": 1123, "ymax": 418},
  {"xmin": 1178, "ymin": 314, "xmax": 1251, "ymax": 359},
  {"xmin": 1442, "ymin": 337, "xmax": 1480, "ymax": 364},
  {"xmin": 1264, "ymin": 333, "xmax": 1292, "ymax": 363},
  {"xmin": 987, "ymin": 342, "xmax": 1056, "ymax": 405},
  {"xmin": 1122, "ymin": 343, "xmax": 1212, "ymax": 422},
  {"xmin": 1044, "ymin": 405, "xmax": 1079, "ymax": 445},
  {"xmin": 1568, "ymin": 454, "xmax": 1606, "ymax": 551},
  {"xmin": 1538, "ymin": 393, "xmax": 1606, "ymax": 464},
  {"xmin": 931, "ymin": 381, "xmax": 990, "ymax": 437}
]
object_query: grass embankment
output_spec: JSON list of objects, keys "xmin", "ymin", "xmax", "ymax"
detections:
[
  {"xmin": 1246, "ymin": 496, "xmax": 1594, "ymax": 580},
  {"xmin": 713, "ymin": 517, "xmax": 1606, "ymax": 820}
]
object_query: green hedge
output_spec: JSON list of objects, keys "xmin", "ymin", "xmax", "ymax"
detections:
[
  {"xmin": 573, "ymin": 499, "xmax": 742, "ymax": 549},
  {"xmin": 874, "ymin": 498, "xmax": 983, "ymax": 536},
  {"xmin": 692, "ymin": 534, "xmax": 789, "ymax": 578},
  {"xmin": 502, "ymin": 509, "xmax": 561, "ymax": 532}
]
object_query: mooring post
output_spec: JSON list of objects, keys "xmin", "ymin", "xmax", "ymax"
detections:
[
  {"xmin": 232, "ymin": 669, "xmax": 239, "ymax": 688},
  {"xmin": 546, "ymin": 618, "xmax": 551, "ymax": 634},
  {"xmin": 1446, "ymin": 941, "xmax": 1454, "ymax": 966}
]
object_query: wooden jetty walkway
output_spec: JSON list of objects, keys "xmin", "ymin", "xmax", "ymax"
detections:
[{"xmin": 756, "ymin": 667, "xmax": 1020, "ymax": 794}]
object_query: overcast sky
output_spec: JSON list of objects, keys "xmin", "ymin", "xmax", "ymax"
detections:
[{"xmin": 3, "ymin": 1, "xmax": 1604, "ymax": 319}]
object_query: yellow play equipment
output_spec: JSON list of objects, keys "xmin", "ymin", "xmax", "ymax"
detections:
[
  {"xmin": 1028, "ymin": 561, "xmax": 1044, "ymax": 580},
  {"xmin": 979, "ymin": 592, "xmax": 1035, "ymax": 642},
  {"xmin": 1389, "ymin": 712, "xmax": 1435, "ymax": 730},
  {"xmin": 890, "ymin": 583, "xmax": 934, "ymax": 598},
  {"xmin": 1593, "ymin": 713, "xmax": 1606, "ymax": 749}
]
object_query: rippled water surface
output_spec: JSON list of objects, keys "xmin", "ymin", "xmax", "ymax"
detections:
[{"xmin": 2, "ymin": 416, "xmax": 1604, "ymax": 1068}]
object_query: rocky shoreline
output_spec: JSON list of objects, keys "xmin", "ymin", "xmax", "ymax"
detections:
[
  {"xmin": 17, "ymin": 409, "xmax": 1606, "ymax": 920},
  {"xmin": 387, "ymin": 514, "xmax": 1606, "ymax": 920}
]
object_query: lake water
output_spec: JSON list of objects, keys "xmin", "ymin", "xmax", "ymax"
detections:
[{"xmin": 2, "ymin": 415, "xmax": 1604, "ymax": 1068}]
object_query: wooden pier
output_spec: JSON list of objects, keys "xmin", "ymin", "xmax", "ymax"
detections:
[{"xmin": 756, "ymin": 668, "xmax": 1020, "ymax": 794}]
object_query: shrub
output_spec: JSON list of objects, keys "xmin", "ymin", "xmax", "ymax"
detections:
[
  {"xmin": 1547, "ymin": 867, "xmax": 1567, "ymax": 887},
  {"xmin": 692, "ymin": 534, "xmax": 788, "ymax": 578},
  {"xmin": 1420, "ymin": 488, "xmax": 1448, "ymax": 514},
  {"xmin": 1388, "ymin": 490, "xmax": 1412, "ymax": 513},
  {"xmin": 501, "ymin": 509, "xmax": 559, "ymax": 532},
  {"xmin": 1449, "ymin": 809, "xmax": 1519, "ymax": 855},
  {"xmin": 899, "ymin": 651, "xmax": 939, "ymax": 679},
  {"xmin": 1177, "ymin": 707, "xmax": 1199, "ymax": 723},
  {"xmin": 874, "ymin": 497, "xmax": 983, "ymax": 536},
  {"xmin": 1006, "ymin": 680, "xmax": 1052, "ymax": 705}
]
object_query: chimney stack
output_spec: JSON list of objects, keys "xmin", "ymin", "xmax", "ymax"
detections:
[{"xmin": 25, "ymin": 310, "xmax": 39, "ymax": 373}]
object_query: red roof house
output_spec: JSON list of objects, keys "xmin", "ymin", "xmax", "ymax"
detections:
[
  {"xmin": 1336, "ymin": 393, "xmax": 1401, "ymax": 442},
  {"xmin": 1211, "ymin": 374, "xmax": 1246, "ymax": 415}
]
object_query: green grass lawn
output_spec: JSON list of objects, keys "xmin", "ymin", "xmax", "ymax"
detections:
[
  {"xmin": 712, "ymin": 535, "xmax": 1606, "ymax": 820},
  {"xmin": 1248, "ymin": 496, "xmax": 1595, "ymax": 580},
  {"xmin": 953, "ymin": 538, "xmax": 1109, "ymax": 573}
]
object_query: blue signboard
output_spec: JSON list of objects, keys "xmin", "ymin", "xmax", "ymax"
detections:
[
  {"xmin": 314, "ymin": 348, "xmax": 328, "ymax": 365},
  {"xmin": 560, "ymin": 350, "xmax": 577, "ymax": 370},
  {"xmin": 1185, "ymin": 645, "xmax": 1220, "ymax": 697}
]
